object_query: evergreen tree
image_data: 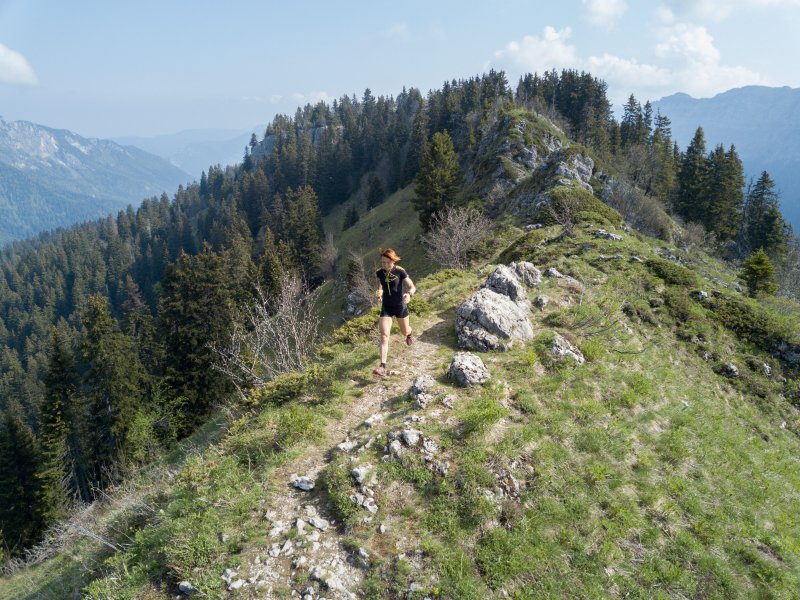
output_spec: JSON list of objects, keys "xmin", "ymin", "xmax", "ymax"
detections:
[
  {"xmin": 36, "ymin": 328, "xmax": 78, "ymax": 523},
  {"xmin": 81, "ymin": 295, "xmax": 145, "ymax": 489},
  {"xmin": 342, "ymin": 205, "xmax": 360, "ymax": 230},
  {"xmin": 650, "ymin": 111, "xmax": 675, "ymax": 202},
  {"xmin": 706, "ymin": 144, "xmax": 744, "ymax": 240},
  {"xmin": 744, "ymin": 171, "xmax": 789, "ymax": 258},
  {"xmin": 413, "ymin": 130, "xmax": 461, "ymax": 230},
  {"xmin": 284, "ymin": 186, "xmax": 323, "ymax": 278},
  {"xmin": 120, "ymin": 275, "xmax": 160, "ymax": 376},
  {"xmin": 0, "ymin": 407, "xmax": 42, "ymax": 553},
  {"xmin": 366, "ymin": 174, "xmax": 385, "ymax": 209},
  {"xmin": 620, "ymin": 94, "xmax": 645, "ymax": 148},
  {"xmin": 402, "ymin": 103, "xmax": 429, "ymax": 186},
  {"xmin": 741, "ymin": 248, "xmax": 778, "ymax": 296},
  {"xmin": 675, "ymin": 127, "xmax": 711, "ymax": 225},
  {"xmin": 159, "ymin": 245, "xmax": 234, "ymax": 431},
  {"xmin": 259, "ymin": 227, "xmax": 296, "ymax": 299}
]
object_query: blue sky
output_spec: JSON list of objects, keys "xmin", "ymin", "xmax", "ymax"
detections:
[{"xmin": 1, "ymin": 0, "xmax": 799, "ymax": 138}]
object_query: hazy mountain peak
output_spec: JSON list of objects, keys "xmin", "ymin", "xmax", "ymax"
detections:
[
  {"xmin": 654, "ymin": 85, "xmax": 800, "ymax": 230},
  {"xmin": 0, "ymin": 118, "xmax": 193, "ymax": 244}
]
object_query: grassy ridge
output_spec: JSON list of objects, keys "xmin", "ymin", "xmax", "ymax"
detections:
[{"xmin": 3, "ymin": 221, "xmax": 799, "ymax": 598}]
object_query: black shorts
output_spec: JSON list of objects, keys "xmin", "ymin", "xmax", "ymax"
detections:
[{"xmin": 380, "ymin": 303, "xmax": 409, "ymax": 318}]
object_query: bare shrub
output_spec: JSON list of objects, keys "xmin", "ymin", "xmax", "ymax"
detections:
[
  {"xmin": 422, "ymin": 205, "xmax": 491, "ymax": 269},
  {"xmin": 212, "ymin": 273, "xmax": 321, "ymax": 397},
  {"xmin": 777, "ymin": 234, "xmax": 800, "ymax": 299},
  {"xmin": 484, "ymin": 182, "xmax": 507, "ymax": 218},
  {"xmin": 546, "ymin": 193, "xmax": 580, "ymax": 237},
  {"xmin": 320, "ymin": 231, "xmax": 339, "ymax": 278},
  {"xmin": 344, "ymin": 250, "xmax": 378, "ymax": 314},
  {"xmin": 681, "ymin": 222, "xmax": 709, "ymax": 249},
  {"xmin": 602, "ymin": 179, "xmax": 672, "ymax": 240}
]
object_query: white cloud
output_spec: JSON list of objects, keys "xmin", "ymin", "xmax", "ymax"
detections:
[
  {"xmin": 588, "ymin": 54, "xmax": 673, "ymax": 87},
  {"xmin": 493, "ymin": 26, "xmax": 579, "ymax": 74},
  {"xmin": 492, "ymin": 25, "xmax": 765, "ymax": 104},
  {"xmin": 582, "ymin": 0, "xmax": 628, "ymax": 26},
  {"xmin": 383, "ymin": 23, "xmax": 409, "ymax": 40},
  {"xmin": 289, "ymin": 90, "xmax": 332, "ymax": 105},
  {"xmin": 270, "ymin": 94, "xmax": 283, "ymax": 104},
  {"xmin": 656, "ymin": 23, "xmax": 720, "ymax": 64},
  {"xmin": 656, "ymin": 6, "xmax": 676, "ymax": 22},
  {"xmin": 660, "ymin": 0, "xmax": 800, "ymax": 21},
  {"xmin": 0, "ymin": 43, "xmax": 37, "ymax": 85}
]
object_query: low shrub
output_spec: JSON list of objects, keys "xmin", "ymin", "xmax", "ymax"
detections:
[
  {"xmin": 331, "ymin": 307, "xmax": 381, "ymax": 345},
  {"xmin": 710, "ymin": 295, "xmax": 788, "ymax": 352},
  {"xmin": 460, "ymin": 396, "xmax": 508, "ymax": 437},
  {"xmin": 497, "ymin": 229, "xmax": 548, "ymax": 263},
  {"xmin": 319, "ymin": 462, "xmax": 360, "ymax": 528},
  {"xmin": 663, "ymin": 287, "xmax": 699, "ymax": 323},
  {"xmin": 421, "ymin": 268, "xmax": 467, "ymax": 285},
  {"xmin": 536, "ymin": 186, "xmax": 625, "ymax": 229},
  {"xmin": 645, "ymin": 258, "xmax": 698, "ymax": 287},
  {"xmin": 248, "ymin": 364, "xmax": 332, "ymax": 406},
  {"xmin": 275, "ymin": 404, "xmax": 326, "ymax": 450}
]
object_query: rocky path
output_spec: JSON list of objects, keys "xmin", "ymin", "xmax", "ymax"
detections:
[{"xmin": 218, "ymin": 315, "xmax": 448, "ymax": 599}]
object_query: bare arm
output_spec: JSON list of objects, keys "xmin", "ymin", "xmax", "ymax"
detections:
[{"xmin": 403, "ymin": 277, "xmax": 416, "ymax": 302}]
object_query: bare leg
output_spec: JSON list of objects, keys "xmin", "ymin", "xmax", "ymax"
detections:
[
  {"xmin": 397, "ymin": 316, "xmax": 412, "ymax": 337},
  {"xmin": 379, "ymin": 316, "xmax": 392, "ymax": 364}
]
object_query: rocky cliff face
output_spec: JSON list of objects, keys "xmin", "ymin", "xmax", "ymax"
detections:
[{"xmin": 465, "ymin": 112, "xmax": 596, "ymax": 222}]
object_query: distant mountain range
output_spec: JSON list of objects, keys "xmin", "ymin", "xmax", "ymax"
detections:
[
  {"xmin": 114, "ymin": 126, "xmax": 264, "ymax": 178},
  {"xmin": 653, "ymin": 85, "xmax": 800, "ymax": 231},
  {"xmin": 0, "ymin": 119, "xmax": 192, "ymax": 245}
]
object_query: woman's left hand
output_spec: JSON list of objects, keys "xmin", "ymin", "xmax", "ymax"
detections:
[{"xmin": 403, "ymin": 292, "xmax": 411, "ymax": 304}]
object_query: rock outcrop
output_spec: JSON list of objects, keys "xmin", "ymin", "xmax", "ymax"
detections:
[
  {"xmin": 481, "ymin": 265, "xmax": 527, "ymax": 303},
  {"xmin": 448, "ymin": 352, "xmax": 490, "ymax": 386},
  {"xmin": 455, "ymin": 288, "xmax": 534, "ymax": 351},
  {"xmin": 551, "ymin": 333, "xmax": 585, "ymax": 364},
  {"xmin": 553, "ymin": 151, "xmax": 594, "ymax": 193},
  {"xmin": 510, "ymin": 261, "xmax": 542, "ymax": 287}
]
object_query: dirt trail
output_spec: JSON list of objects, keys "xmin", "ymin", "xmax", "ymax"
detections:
[{"xmin": 228, "ymin": 314, "xmax": 448, "ymax": 599}]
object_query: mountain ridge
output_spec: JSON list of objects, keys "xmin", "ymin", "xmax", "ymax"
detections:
[
  {"xmin": 113, "ymin": 126, "xmax": 264, "ymax": 177},
  {"xmin": 0, "ymin": 118, "xmax": 193, "ymax": 244},
  {"xmin": 653, "ymin": 85, "xmax": 800, "ymax": 229},
  {"xmin": 0, "ymin": 71, "xmax": 798, "ymax": 598}
]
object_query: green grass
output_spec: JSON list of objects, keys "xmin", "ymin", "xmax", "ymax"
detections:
[{"xmin": 4, "ymin": 214, "xmax": 800, "ymax": 600}]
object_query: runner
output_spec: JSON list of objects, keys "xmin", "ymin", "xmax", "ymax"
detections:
[{"xmin": 372, "ymin": 248, "xmax": 416, "ymax": 377}]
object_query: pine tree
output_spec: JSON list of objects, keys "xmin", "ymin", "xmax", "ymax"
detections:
[
  {"xmin": 342, "ymin": 205, "xmax": 360, "ymax": 230},
  {"xmin": 36, "ymin": 328, "xmax": 78, "ymax": 523},
  {"xmin": 741, "ymin": 248, "xmax": 778, "ymax": 296},
  {"xmin": 650, "ymin": 111, "xmax": 675, "ymax": 203},
  {"xmin": 0, "ymin": 407, "xmax": 42, "ymax": 553},
  {"xmin": 81, "ymin": 295, "xmax": 145, "ymax": 489},
  {"xmin": 413, "ymin": 130, "xmax": 461, "ymax": 231},
  {"xmin": 159, "ymin": 246, "xmax": 234, "ymax": 431},
  {"xmin": 366, "ymin": 174, "xmax": 385, "ymax": 209},
  {"xmin": 620, "ymin": 94, "xmax": 645, "ymax": 148},
  {"xmin": 259, "ymin": 226, "xmax": 295, "ymax": 299},
  {"xmin": 402, "ymin": 104, "xmax": 429, "ymax": 186},
  {"xmin": 120, "ymin": 275, "xmax": 160, "ymax": 376},
  {"xmin": 706, "ymin": 144, "xmax": 744, "ymax": 240},
  {"xmin": 284, "ymin": 186, "xmax": 323, "ymax": 278},
  {"xmin": 675, "ymin": 127, "xmax": 711, "ymax": 225},
  {"xmin": 743, "ymin": 171, "xmax": 789, "ymax": 258}
]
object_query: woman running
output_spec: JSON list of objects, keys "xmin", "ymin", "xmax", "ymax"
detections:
[{"xmin": 373, "ymin": 248, "xmax": 416, "ymax": 377}]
